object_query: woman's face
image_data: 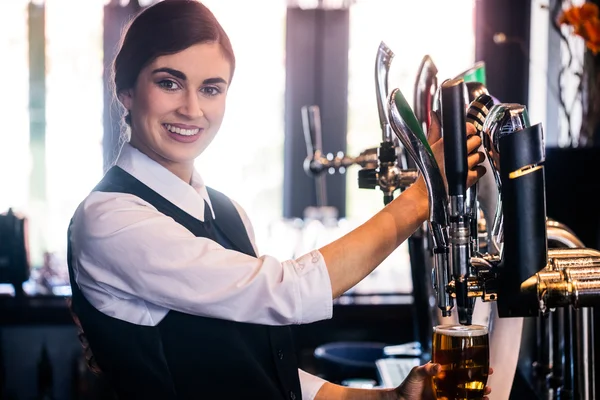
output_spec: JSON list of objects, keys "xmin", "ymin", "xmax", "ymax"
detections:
[{"xmin": 120, "ymin": 42, "xmax": 231, "ymax": 177}]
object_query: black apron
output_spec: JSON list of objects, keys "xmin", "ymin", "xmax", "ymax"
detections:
[{"xmin": 68, "ymin": 166, "xmax": 302, "ymax": 400}]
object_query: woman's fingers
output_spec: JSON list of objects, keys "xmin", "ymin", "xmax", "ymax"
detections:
[
  {"xmin": 468, "ymin": 151, "xmax": 486, "ymax": 168},
  {"xmin": 427, "ymin": 111, "xmax": 442, "ymax": 145},
  {"xmin": 482, "ymin": 368, "xmax": 493, "ymax": 400},
  {"xmin": 467, "ymin": 134, "xmax": 482, "ymax": 154},
  {"xmin": 466, "ymin": 122, "xmax": 477, "ymax": 138},
  {"xmin": 467, "ymin": 165, "xmax": 486, "ymax": 188}
]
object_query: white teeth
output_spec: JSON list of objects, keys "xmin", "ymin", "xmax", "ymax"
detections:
[{"xmin": 164, "ymin": 124, "xmax": 200, "ymax": 136}]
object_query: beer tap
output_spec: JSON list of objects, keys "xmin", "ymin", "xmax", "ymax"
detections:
[
  {"xmin": 440, "ymin": 78, "xmax": 472, "ymax": 325},
  {"xmin": 357, "ymin": 42, "xmax": 418, "ymax": 205},
  {"xmin": 388, "ymin": 86, "xmax": 452, "ymax": 316},
  {"xmin": 302, "ymin": 42, "xmax": 419, "ymax": 206},
  {"xmin": 301, "ymin": 104, "xmax": 379, "ymax": 181},
  {"xmin": 412, "ymin": 73, "xmax": 599, "ymax": 398},
  {"xmin": 388, "ymin": 86, "xmax": 600, "ymax": 318}
]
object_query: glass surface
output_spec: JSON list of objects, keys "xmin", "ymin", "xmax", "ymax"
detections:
[{"xmin": 432, "ymin": 324, "xmax": 490, "ymax": 400}]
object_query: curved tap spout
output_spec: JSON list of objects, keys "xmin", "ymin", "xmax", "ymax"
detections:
[
  {"xmin": 414, "ymin": 55, "xmax": 439, "ymax": 136},
  {"xmin": 389, "ymin": 87, "xmax": 452, "ymax": 315},
  {"xmin": 375, "ymin": 41, "xmax": 395, "ymax": 143},
  {"xmin": 481, "ymin": 103, "xmax": 530, "ymax": 255},
  {"xmin": 388, "ymin": 88, "xmax": 448, "ymax": 228}
]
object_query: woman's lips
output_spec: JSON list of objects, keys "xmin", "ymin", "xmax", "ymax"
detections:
[{"xmin": 163, "ymin": 124, "xmax": 203, "ymax": 143}]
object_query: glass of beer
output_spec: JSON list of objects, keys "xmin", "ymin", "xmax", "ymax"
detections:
[{"xmin": 432, "ymin": 324, "xmax": 489, "ymax": 400}]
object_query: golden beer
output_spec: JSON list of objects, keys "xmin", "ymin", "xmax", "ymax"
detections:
[{"xmin": 432, "ymin": 324, "xmax": 489, "ymax": 400}]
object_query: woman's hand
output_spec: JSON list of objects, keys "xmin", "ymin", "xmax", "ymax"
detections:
[
  {"xmin": 394, "ymin": 362, "xmax": 493, "ymax": 400},
  {"xmin": 413, "ymin": 111, "xmax": 487, "ymax": 199}
]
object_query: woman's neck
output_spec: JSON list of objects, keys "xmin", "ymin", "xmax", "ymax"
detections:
[{"xmin": 128, "ymin": 140, "xmax": 194, "ymax": 184}]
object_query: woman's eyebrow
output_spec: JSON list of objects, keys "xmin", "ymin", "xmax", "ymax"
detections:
[
  {"xmin": 152, "ymin": 67, "xmax": 186, "ymax": 80},
  {"xmin": 152, "ymin": 68, "xmax": 228, "ymax": 85}
]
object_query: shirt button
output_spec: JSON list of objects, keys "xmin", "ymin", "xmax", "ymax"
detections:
[
  {"xmin": 289, "ymin": 391, "xmax": 296, "ymax": 400},
  {"xmin": 278, "ymin": 349, "xmax": 284, "ymax": 360},
  {"xmin": 311, "ymin": 254, "xmax": 319, "ymax": 263}
]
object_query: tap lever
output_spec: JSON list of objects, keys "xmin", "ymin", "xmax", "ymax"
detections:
[
  {"xmin": 301, "ymin": 105, "xmax": 323, "ymax": 159},
  {"xmin": 389, "ymin": 86, "xmax": 452, "ymax": 316},
  {"xmin": 441, "ymin": 78, "xmax": 469, "ymax": 199},
  {"xmin": 388, "ymin": 87, "xmax": 447, "ymax": 226},
  {"xmin": 375, "ymin": 41, "xmax": 394, "ymax": 143}
]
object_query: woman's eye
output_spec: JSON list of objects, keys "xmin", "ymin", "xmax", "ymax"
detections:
[
  {"xmin": 201, "ymin": 86, "xmax": 222, "ymax": 96},
  {"xmin": 158, "ymin": 79, "xmax": 181, "ymax": 91}
]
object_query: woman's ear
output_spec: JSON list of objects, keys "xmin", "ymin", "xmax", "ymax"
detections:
[{"xmin": 118, "ymin": 89, "xmax": 133, "ymax": 111}]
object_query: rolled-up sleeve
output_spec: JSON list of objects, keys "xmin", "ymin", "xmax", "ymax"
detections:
[
  {"xmin": 299, "ymin": 369, "xmax": 327, "ymax": 400},
  {"xmin": 71, "ymin": 192, "xmax": 333, "ymax": 326}
]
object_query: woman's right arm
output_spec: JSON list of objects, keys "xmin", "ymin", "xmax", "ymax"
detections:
[
  {"xmin": 320, "ymin": 121, "xmax": 485, "ymax": 298},
  {"xmin": 71, "ymin": 193, "xmax": 333, "ymax": 326}
]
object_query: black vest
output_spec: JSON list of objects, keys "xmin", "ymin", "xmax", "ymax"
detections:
[{"xmin": 68, "ymin": 166, "xmax": 302, "ymax": 400}]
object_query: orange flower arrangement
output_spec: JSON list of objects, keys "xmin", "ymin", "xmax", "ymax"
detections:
[{"xmin": 559, "ymin": 2, "xmax": 600, "ymax": 54}]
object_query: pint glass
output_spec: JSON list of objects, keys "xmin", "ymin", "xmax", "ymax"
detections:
[{"xmin": 432, "ymin": 324, "xmax": 489, "ymax": 400}]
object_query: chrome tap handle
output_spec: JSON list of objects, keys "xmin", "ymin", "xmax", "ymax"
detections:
[
  {"xmin": 388, "ymin": 87, "xmax": 452, "ymax": 315},
  {"xmin": 301, "ymin": 105, "xmax": 328, "ymax": 207},
  {"xmin": 481, "ymin": 103, "xmax": 530, "ymax": 256},
  {"xmin": 375, "ymin": 41, "xmax": 394, "ymax": 143},
  {"xmin": 388, "ymin": 88, "xmax": 447, "ymax": 227},
  {"xmin": 301, "ymin": 105, "xmax": 322, "ymax": 160}
]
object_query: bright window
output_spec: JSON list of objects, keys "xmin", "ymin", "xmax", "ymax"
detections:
[
  {"xmin": 346, "ymin": 0, "xmax": 476, "ymax": 293},
  {"xmin": 0, "ymin": 0, "xmax": 104, "ymax": 273},
  {"xmin": 44, "ymin": 0, "xmax": 105, "ymax": 265},
  {"xmin": 194, "ymin": 0, "xmax": 287, "ymax": 254},
  {"xmin": 0, "ymin": 1, "xmax": 30, "ymax": 218}
]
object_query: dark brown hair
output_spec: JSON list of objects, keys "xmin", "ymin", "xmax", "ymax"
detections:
[{"xmin": 113, "ymin": 0, "xmax": 236, "ymax": 125}]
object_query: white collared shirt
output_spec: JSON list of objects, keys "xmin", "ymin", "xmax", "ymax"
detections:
[{"xmin": 70, "ymin": 142, "xmax": 331, "ymax": 399}]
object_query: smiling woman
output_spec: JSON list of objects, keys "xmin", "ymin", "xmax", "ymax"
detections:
[{"xmin": 117, "ymin": 43, "xmax": 233, "ymax": 182}]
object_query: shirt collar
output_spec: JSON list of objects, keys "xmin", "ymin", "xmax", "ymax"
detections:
[{"xmin": 114, "ymin": 142, "xmax": 215, "ymax": 221}]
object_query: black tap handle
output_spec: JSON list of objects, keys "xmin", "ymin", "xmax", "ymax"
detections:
[
  {"xmin": 301, "ymin": 105, "xmax": 323, "ymax": 157},
  {"xmin": 441, "ymin": 78, "xmax": 468, "ymax": 197}
]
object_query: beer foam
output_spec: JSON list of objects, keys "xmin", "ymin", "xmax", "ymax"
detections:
[{"xmin": 434, "ymin": 324, "xmax": 488, "ymax": 337}]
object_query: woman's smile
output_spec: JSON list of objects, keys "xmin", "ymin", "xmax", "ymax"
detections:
[{"xmin": 163, "ymin": 123, "xmax": 204, "ymax": 143}]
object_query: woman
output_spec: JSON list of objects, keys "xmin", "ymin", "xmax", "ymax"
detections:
[{"xmin": 68, "ymin": 1, "xmax": 490, "ymax": 399}]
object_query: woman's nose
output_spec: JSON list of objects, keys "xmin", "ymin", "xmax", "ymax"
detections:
[{"xmin": 178, "ymin": 92, "xmax": 204, "ymax": 119}]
